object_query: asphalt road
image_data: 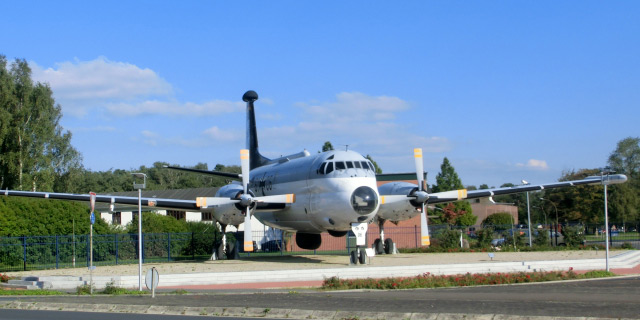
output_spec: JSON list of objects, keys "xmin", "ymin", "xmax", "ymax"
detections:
[
  {"xmin": 2, "ymin": 276, "xmax": 639, "ymax": 319},
  {"xmin": 0, "ymin": 309, "xmax": 270, "ymax": 320}
]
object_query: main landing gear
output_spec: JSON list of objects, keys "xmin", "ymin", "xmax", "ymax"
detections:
[
  {"xmin": 350, "ymin": 222, "xmax": 368, "ymax": 265},
  {"xmin": 372, "ymin": 218, "xmax": 394, "ymax": 255}
]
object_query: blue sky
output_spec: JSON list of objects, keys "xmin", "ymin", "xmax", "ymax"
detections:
[{"xmin": 1, "ymin": 1, "xmax": 638, "ymax": 188}]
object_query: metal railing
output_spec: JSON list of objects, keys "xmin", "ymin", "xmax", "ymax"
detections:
[{"xmin": 2, "ymin": 223, "xmax": 638, "ymax": 272}]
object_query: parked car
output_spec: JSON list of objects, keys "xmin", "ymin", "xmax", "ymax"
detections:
[
  {"xmin": 261, "ymin": 240, "xmax": 283, "ymax": 252},
  {"xmin": 491, "ymin": 238, "xmax": 506, "ymax": 246}
]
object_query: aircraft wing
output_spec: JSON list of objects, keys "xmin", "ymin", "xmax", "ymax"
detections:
[
  {"xmin": 3, "ymin": 190, "xmax": 200, "ymax": 211},
  {"xmin": 426, "ymin": 174, "xmax": 628, "ymax": 204},
  {"xmin": 3, "ymin": 189, "xmax": 295, "ymax": 213}
]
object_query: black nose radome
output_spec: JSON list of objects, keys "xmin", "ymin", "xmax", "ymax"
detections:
[
  {"xmin": 351, "ymin": 186, "xmax": 378, "ymax": 215},
  {"xmin": 243, "ymin": 90, "xmax": 259, "ymax": 102}
]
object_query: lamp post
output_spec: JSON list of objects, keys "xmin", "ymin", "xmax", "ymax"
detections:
[
  {"xmin": 522, "ymin": 180, "xmax": 532, "ymax": 247},
  {"xmin": 540, "ymin": 198, "xmax": 558, "ymax": 246},
  {"xmin": 132, "ymin": 173, "xmax": 146, "ymax": 291},
  {"xmin": 601, "ymin": 167, "xmax": 614, "ymax": 272}
]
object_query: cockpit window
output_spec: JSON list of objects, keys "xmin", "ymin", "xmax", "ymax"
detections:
[
  {"xmin": 335, "ymin": 161, "xmax": 346, "ymax": 170},
  {"xmin": 326, "ymin": 162, "xmax": 334, "ymax": 174},
  {"xmin": 327, "ymin": 155, "xmax": 334, "ymax": 160},
  {"xmin": 354, "ymin": 161, "xmax": 362, "ymax": 169},
  {"xmin": 346, "ymin": 161, "xmax": 354, "ymax": 169},
  {"xmin": 360, "ymin": 161, "xmax": 369, "ymax": 171},
  {"xmin": 367, "ymin": 161, "xmax": 375, "ymax": 171},
  {"xmin": 317, "ymin": 162, "xmax": 327, "ymax": 175}
]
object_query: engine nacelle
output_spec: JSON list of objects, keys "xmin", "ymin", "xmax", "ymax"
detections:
[
  {"xmin": 296, "ymin": 233, "xmax": 322, "ymax": 250},
  {"xmin": 212, "ymin": 184, "xmax": 246, "ymax": 226},
  {"xmin": 377, "ymin": 181, "xmax": 421, "ymax": 222}
]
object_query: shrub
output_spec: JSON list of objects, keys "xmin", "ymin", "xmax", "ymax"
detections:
[
  {"xmin": 621, "ymin": 242, "xmax": 634, "ymax": 249},
  {"xmin": 482, "ymin": 213, "xmax": 514, "ymax": 231},
  {"xmin": 533, "ymin": 229, "xmax": 550, "ymax": 246},
  {"xmin": 474, "ymin": 227, "xmax": 494, "ymax": 248},
  {"xmin": 321, "ymin": 268, "xmax": 612, "ymax": 290},
  {"xmin": 562, "ymin": 226, "xmax": 585, "ymax": 247},
  {"xmin": 76, "ymin": 284, "xmax": 93, "ymax": 295},
  {"xmin": 435, "ymin": 230, "xmax": 461, "ymax": 249},
  {"xmin": 0, "ymin": 273, "xmax": 9, "ymax": 283}
]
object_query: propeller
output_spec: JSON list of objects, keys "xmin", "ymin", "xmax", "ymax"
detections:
[
  {"xmin": 414, "ymin": 148, "xmax": 430, "ymax": 246},
  {"xmin": 240, "ymin": 149, "xmax": 254, "ymax": 252},
  {"xmin": 194, "ymin": 149, "xmax": 296, "ymax": 253}
]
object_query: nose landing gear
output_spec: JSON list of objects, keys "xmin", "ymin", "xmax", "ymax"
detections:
[{"xmin": 350, "ymin": 222, "xmax": 369, "ymax": 265}]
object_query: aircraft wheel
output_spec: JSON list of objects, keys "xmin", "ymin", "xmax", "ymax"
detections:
[
  {"xmin": 350, "ymin": 250, "xmax": 358, "ymax": 264},
  {"xmin": 373, "ymin": 239, "xmax": 384, "ymax": 254},
  {"xmin": 216, "ymin": 242, "xmax": 225, "ymax": 260},
  {"xmin": 384, "ymin": 238, "xmax": 394, "ymax": 254},
  {"xmin": 358, "ymin": 249, "xmax": 367, "ymax": 264}
]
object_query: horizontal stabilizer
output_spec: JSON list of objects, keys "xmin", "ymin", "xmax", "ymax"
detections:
[{"xmin": 164, "ymin": 165, "xmax": 241, "ymax": 179}]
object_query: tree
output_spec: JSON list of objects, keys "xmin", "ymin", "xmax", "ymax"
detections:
[
  {"xmin": 607, "ymin": 137, "xmax": 640, "ymax": 227},
  {"xmin": 432, "ymin": 157, "xmax": 463, "ymax": 192},
  {"xmin": 0, "ymin": 57, "xmax": 82, "ymax": 191},
  {"xmin": 365, "ymin": 154, "xmax": 383, "ymax": 174},
  {"xmin": 431, "ymin": 157, "xmax": 473, "ymax": 222},
  {"xmin": 546, "ymin": 169, "xmax": 604, "ymax": 225},
  {"xmin": 322, "ymin": 141, "xmax": 334, "ymax": 152},
  {"xmin": 482, "ymin": 212, "xmax": 514, "ymax": 230}
]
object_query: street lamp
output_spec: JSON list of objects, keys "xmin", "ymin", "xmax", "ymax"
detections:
[
  {"xmin": 132, "ymin": 173, "xmax": 146, "ymax": 291},
  {"xmin": 522, "ymin": 180, "xmax": 532, "ymax": 247},
  {"xmin": 601, "ymin": 167, "xmax": 615, "ymax": 272},
  {"xmin": 540, "ymin": 198, "xmax": 558, "ymax": 246}
]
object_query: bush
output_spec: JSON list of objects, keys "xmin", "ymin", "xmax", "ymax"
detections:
[
  {"xmin": 435, "ymin": 230, "xmax": 461, "ymax": 249},
  {"xmin": 562, "ymin": 226, "xmax": 585, "ymax": 247},
  {"xmin": 0, "ymin": 273, "xmax": 9, "ymax": 282},
  {"xmin": 76, "ymin": 284, "xmax": 93, "ymax": 295},
  {"xmin": 474, "ymin": 227, "xmax": 494, "ymax": 248},
  {"xmin": 621, "ymin": 242, "xmax": 634, "ymax": 249},
  {"xmin": 533, "ymin": 229, "xmax": 549, "ymax": 246}
]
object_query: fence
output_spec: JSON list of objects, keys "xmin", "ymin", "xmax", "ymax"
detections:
[{"xmin": 1, "ymin": 224, "xmax": 638, "ymax": 272}]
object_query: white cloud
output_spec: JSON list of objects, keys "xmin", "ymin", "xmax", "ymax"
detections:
[
  {"xmin": 516, "ymin": 159, "xmax": 549, "ymax": 170},
  {"xmin": 30, "ymin": 57, "xmax": 246, "ymax": 120},
  {"xmin": 256, "ymin": 92, "xmax": 451, "ymax": 169},
  {"xmin": 202, "ymin": 126, "xmax": 241, "ymax": 142},
  {"xmin": 105, "ymin": 100, "xmax": 244, "ymax": 117},
  {"xmin": 31, "ymin": 57, "xmax": 172, "ymax": 117}
]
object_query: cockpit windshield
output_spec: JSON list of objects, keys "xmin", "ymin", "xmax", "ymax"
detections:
[{"xmin": 317, "ymin": 159, "xmax": 375, "ymax": 175}]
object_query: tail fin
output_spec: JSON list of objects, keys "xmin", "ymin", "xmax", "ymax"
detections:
[{"xmin": 243, "ymin": 90, "xmax": 270, "ymax": 170}]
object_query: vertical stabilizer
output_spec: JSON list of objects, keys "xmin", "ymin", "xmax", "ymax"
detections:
[{"xmin": 243, "ymin": 90, "xmax": 270, "ymax": 170}]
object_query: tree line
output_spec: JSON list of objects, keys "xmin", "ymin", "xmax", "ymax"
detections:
[{"xmin": 1, "ymin": 57, "xmax": 638, "ymax": 237}]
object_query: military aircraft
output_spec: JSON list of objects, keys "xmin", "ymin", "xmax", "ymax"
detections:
[{"xmin": 3, "ymin": 90, "xmax": 628, "ymax": 264}]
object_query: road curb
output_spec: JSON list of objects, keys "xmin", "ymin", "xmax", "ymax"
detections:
[{"xmin": 1, "ymin": 300, "xmax": 639, "ymax": 320}]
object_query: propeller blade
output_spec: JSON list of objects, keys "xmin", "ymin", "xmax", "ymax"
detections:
[
  {"xmin": 243, "ymin": 208, "xmax": 253, "ymax": 252},
  {"xmin": 195, "ymin": 197, "xmax": 239, "ymax": 208},
  {"xmin": 240, "ymin": 149, "xmax": 250, "ymax": 194},
  {"xmin": 379, "ymin": 194, "xmax": 413, "ymax": 205},
  {"xmin": 255, "ymin": 194, "xmax": 296, "ymax": 204},
  {"xmin": 420, "ymin": 202, "xmax": 430, "ymax": 246},
  {"xmin": 414, "ymin": 148, "xmax": 425, "ymax": 191}
]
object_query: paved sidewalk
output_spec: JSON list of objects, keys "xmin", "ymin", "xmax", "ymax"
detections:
[{"xmin": 4, "ymin": 250, "xmax": 640, "ymax": 290}]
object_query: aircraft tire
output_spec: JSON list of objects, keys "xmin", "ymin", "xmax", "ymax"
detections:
[
  {"xmin": 350, "ymin": 250, "xmax": 358, "ymax": 264},
  {"xmin": 373, "ymin": 239, "xmax": 384, "ymax": 254},
  {"xmin": 358, "ymin": 249, "xmax": 366, "ymax": 264},
  {"xmin": 384, "ymin": 238, "xmax": 394, "ymax": 254},
  {"xmin": 225, "ymin": 242, "xmax": 236, "ymax": 259}
]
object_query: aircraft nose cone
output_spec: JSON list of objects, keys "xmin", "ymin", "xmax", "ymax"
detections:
[{"xmin": 351, "ymin": 186, "xmax": 378, "ymax": 216}]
